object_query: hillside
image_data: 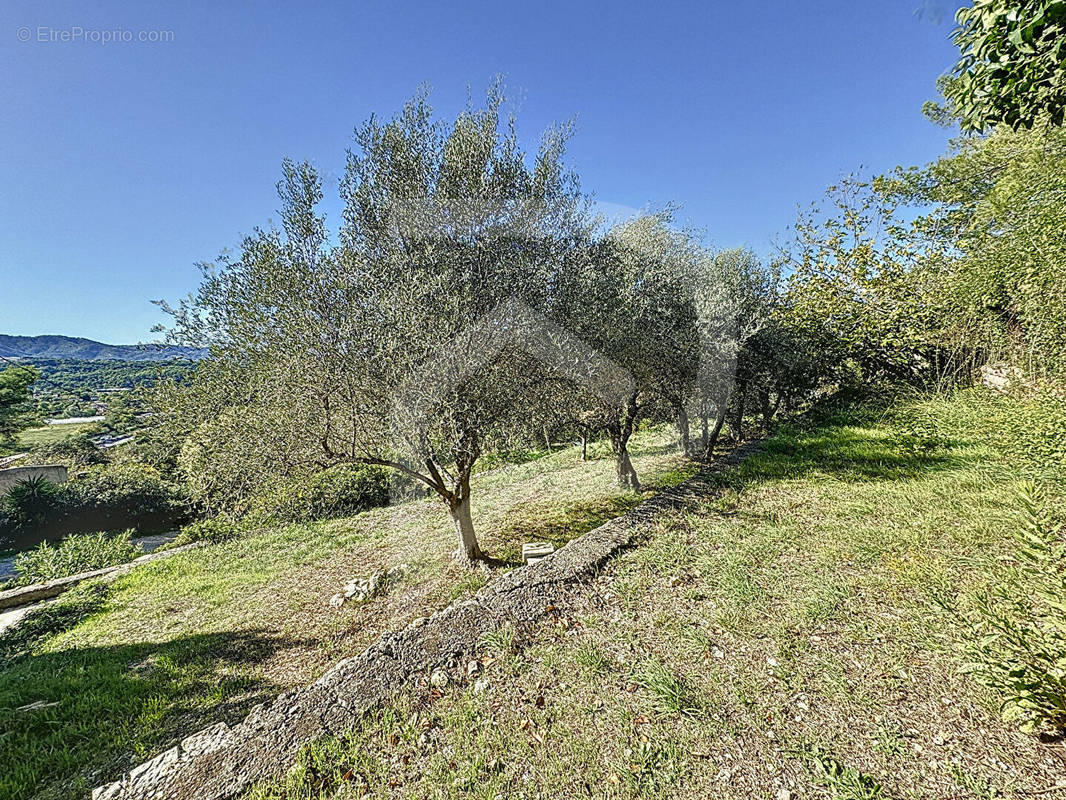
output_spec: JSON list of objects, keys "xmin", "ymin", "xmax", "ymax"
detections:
[
  {"xmin": 0, "ymin": 334, "xmax": 204, "ymax": 362},
  {"xmin": 4, "ymin": 396, "xmax": 1065, "ymax": 799},
  {"xmin": 0, "ymin": 428, "xmax": 690, "ymax": 800}
]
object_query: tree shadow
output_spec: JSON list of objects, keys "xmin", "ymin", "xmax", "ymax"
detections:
[
  {"xmin": 487, "ymin": 494, "xmax": 642, "ymax": 562},
  {"xmin": 0, "ymin": 591, "xmax": 309, "ymax": 800},
  {"xmin": 720, "ymin": 420, "xmax": 964, "ymax": 489},
  {"xmin": 628, "ymin": 440, "xmax": 682, "ymax": 459}
]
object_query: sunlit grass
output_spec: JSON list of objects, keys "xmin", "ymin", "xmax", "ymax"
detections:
[
  {"xmin": 241, "ymin": 392, "xmax": 1066, "ymax": 800},
  {"xmin": 0, "ymin": 427, "xmax": 685, "ymax": 800}
]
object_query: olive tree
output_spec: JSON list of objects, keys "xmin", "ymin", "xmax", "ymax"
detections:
[
  {"xmin": 549, "ymin": 214, "xmax": 722, "ymax": 489},
  {"xmin": 158, "ymin": 86, "xmax": 596, "ymax": 562}
]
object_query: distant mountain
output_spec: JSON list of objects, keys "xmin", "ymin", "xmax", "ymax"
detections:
[{"xmin": 0, "ymin": 334, "xmax": 205, "ymax": 362}]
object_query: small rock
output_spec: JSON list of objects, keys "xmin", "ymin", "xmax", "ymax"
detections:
[
  {"xmin": 329, "ymin": 593, "xmax": 345, "ymax": 608},
  {"xmin": 473, "ymin": 679, "xmax": 489, "ymax": 693},
  {"xmin": 776, "ymin": 789, "xmax": 794, "ymax": 800},
  {"xmin": 430, "ymin": 669, "xmax": 449, "ymax": 688},
  {"xmin": 466, "ymin": 660, "xmax": 480, "ymax": 676}
]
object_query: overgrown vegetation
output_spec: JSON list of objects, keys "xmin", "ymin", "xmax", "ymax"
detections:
[
  {"xmin": 959, "ymin": 480, "xmax": 1066, "ymax": 731},
  {"xmin": 0, "ymin": 465, "xmax": 189, "ymax": 549},
  {"xmin": 10, "ymin": 530, "xmax": 143, "ymax": 586}
]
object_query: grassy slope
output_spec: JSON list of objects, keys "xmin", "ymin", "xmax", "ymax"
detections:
[
  {"xmin": 15, "ymin": 421, "xmax": 98, "ymax": 449},
  {"xmin": 0, "ymin": 428, "xmax": 689, "ymax": 800},
  {"xmin": 244, "ymin": 392, "xmax": 1066, "ymax": 800}
]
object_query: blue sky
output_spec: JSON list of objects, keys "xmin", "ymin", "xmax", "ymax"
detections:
[{"xmin": 1, "ymin": 0, "xmax": 962, "ymax": 344}]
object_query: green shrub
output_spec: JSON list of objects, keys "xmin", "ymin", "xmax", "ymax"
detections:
[
  {"xmin": 244, "ymin": 464, "xmax": 390, "ymax": 525},
  {"xmin": 3, "ymin": 476, "xmax": 63, "ymax": 528},
  {"xmin": 168, "ymin": 516, "xmax": 244, "ymax": 548},
  {"xmin": 909, "ymin": 387, "xmax": 1066, "ymax": 474},
  {"xmin": 59, "ymin": 464, "xmax": 184, "ymax": 518},
  {"xmin": 961, "ymin": 481, "xmax": 1066, "ymax": 732},
  {"xmin": 29, "ymin": 432, "xmax": 108, "ymax": 467},
  {"xmin": 1, "ymin": 464, "xmax": 190, "ymax": 543},
  {"xmin": 12, "ymin": 530, "xmax": 143, "ymax": 586}
]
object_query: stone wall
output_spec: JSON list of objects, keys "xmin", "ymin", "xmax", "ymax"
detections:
[{"xmin": 0, "ymin": 464, "xmax": 67, "ymax": 496}]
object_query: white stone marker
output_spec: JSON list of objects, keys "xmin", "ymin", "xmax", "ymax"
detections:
[{"xmin": 521, "ymin": 541, "xmax": 555, "ymax": 565}]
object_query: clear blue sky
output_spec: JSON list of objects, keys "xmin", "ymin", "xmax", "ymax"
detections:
[{"xmin": 1, "ymin": 0, "xmax": 962, "ymax": 344}]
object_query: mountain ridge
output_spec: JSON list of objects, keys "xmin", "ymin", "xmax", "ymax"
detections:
[{"xmin": 0, "ymin": 334, "xmax": 205, "ymax": 362}]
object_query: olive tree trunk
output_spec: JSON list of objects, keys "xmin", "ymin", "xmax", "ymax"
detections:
[
  {"xmin": 449, "ymin": 495, "xmax": 481, "ymax": 561},
  {"xmin": 607, "ymin": 392, "xmax": 641, "ymax": 490}
]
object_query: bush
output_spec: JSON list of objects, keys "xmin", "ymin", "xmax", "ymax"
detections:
[
  {"xmin": 12, "ymin": 530, "xmax": 143, "ymax": 586},
  {"xmin": 167, "ymin": 515, "xmax": 244, "ymax": 548},
  {"xmin": 29, "ymin": 432, "xmax": 108, "ymax": 468},
  {"xmin": 0, "ymin": 464, "xmax": 190, "ymax": 544},
  {"xmin": 3, "ymin": 476, "xmax": 63, "ymax": 528},
  {"xmin": 907, "ymin": 387, "xmax": 1066, "ymax": 475},
  {"xmin": 56, "ymin": 463, "xmax": 188, "ymax": 534},
  {"xmin": 244, "ymin": 464, "xmax": 391, "ymax": 525},
  {"xmin": 961, "ymin": 481, "xmax": 1066, "ymax": 732}
]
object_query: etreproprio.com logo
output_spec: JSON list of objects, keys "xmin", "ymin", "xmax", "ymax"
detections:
[{"xmin": 16, "ymin": 26, "xmax": 175, "ymax": 44}]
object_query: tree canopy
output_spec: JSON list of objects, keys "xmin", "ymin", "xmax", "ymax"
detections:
[
  {"xmin": 945, "ymin": 0, "xmax": 1066, "ymax": 131},
  {"xmin": 0, "ymin": 364, "xmax": 39, "ymax": 451}
]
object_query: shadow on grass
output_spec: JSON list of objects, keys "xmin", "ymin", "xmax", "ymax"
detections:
[
  {"xmin": 722, "ymin": 417, "xmax": 964, "ymax": 489},
  {"xmin": 0, "ymin": 588, "xmax": 306, "ymax": 800},
  {"xmin": 489, "ymin": 494, "xmax": 643, "ymax": 562}
]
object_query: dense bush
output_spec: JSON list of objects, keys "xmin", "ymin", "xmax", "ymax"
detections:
[
  {"xmin": 907, "ymin": 387, "xmax": 1066, "ymax": 474},
  {"xmin": 243, "ymin": 465, "xmax": 391, "ymax": 526},
  {"xmin": 167, "ymin": 515, "xmax": 244, "ymax": 548},
  {"xmin": 11, "ymin": 530, "xmax": 142, "ymax": 587},
  {"xmin": 0, "ymin": 464, "xmax": 190, "ymax": 545},
  {"xmin": 28, "ymin": 432, "xmax": 108, "ymax": 468},
  {"xmin": 3, "ymin": 476, "xmax": 63, "ymax": 529}
]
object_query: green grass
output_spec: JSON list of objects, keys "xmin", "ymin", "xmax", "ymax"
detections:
[
  {"xmin": 0, "ymin": 427, "xmax": 686, "ymax": 800},
  {"xmin": 240, "ymin": 390, "xmax": 1066, "ymax": 800},
  {"xmin": 15, "ymin": 421, "xmax": 99, "ymax": 449}
]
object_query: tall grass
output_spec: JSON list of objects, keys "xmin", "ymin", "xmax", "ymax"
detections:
[{"xmin": 12, "ymin": 531, "xmax": 143, "ymax": 586}]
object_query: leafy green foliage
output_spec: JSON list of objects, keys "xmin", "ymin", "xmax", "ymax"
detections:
[
  {"xmin": 802, "ymin": 744, "xmax": 885, "ymax": 800},
  {"xmin": 243, "ymin": 465, "xmax": 392, "ymax": 526},
  {"xmin": 3, "ymin": 476, "xmax": 63, "ymax": 528},
  {"xmin": 0, "ymin": 364, "xmax": 39, "ymax": 450},
  {"xmin": 0, "ymin": 465, "xmax": 189, "ymax": 543},
  {"xmin": 777, "ymin": 176, "xmax": 958, "ymax": 390},
  {"xmin": 12, "ymin": 530, "xmax": 142, "ymax": 586},
  {"xmin": 28, "ymin": 431, "xmax": 109, "ymax": 467},
  {"xmin": 961, "ymin": 481, "xmax": 1066, "ymax": 731},
  {"xmin": 945, "ymin": 0, "xmax": 1066, "ymax": 131},
  {"xmin": 886, "ymin": 125, "xmax": 1066, "ymax": 379},
  {"xmin": 18, "ymin": 357, "xmax": 193, "ymax": 421},
  {"xmin": 58, "ymin": 464, "xmax": 188, "ymax": 530}
]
